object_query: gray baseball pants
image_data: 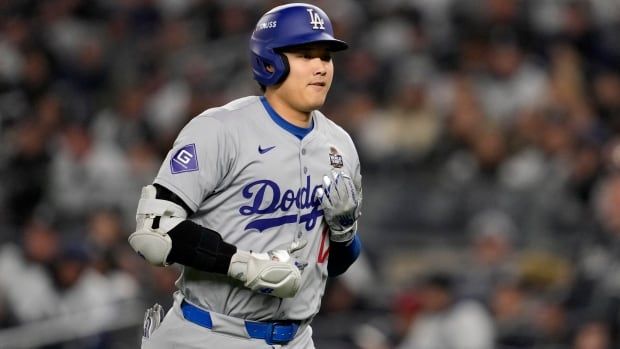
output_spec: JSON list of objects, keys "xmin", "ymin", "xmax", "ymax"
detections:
[{"xmin": 141, "ymin": 294, "xmax": 315, "ymax": 349}]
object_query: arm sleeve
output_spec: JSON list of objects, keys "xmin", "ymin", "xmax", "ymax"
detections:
[
  {"xmin": 327, "ymin": 234, "xmax": 362, "ymax": 277},
  {"xmin": 166, "ymin": 220, "xmax": 237, "ymax": 274}
]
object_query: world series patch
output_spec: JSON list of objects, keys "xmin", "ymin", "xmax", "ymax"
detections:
[
  {"xmin": 329, "ymin": 146, "xmax": 343, "ymax": 168},
  {"xmin": 170, "ymin": 144, "xmax": 199, "ymax": 174}
]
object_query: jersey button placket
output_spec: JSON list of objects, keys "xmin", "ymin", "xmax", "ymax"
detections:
[
  {"xmin": 302, "ymin": 147, "xmax": 307, "ymax": 174},
  {"xmin": 296, "ymin": 147, "xmax": 307, "ymax": 244}
]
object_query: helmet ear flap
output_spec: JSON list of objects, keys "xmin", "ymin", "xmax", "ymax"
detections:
[
  {"xmin": 251, "ymin": 51, "xmax": 289, "ymax": 86},
  {"xmin": 273, "ymin": 53, "xmax": 290, "ymax": 85}
]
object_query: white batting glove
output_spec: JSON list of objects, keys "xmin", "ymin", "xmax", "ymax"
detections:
[
  {"xmin": 228, "ymin": 240, "xmax": 307, "ymax": 298},
  {"xmin": 316, "ymin": 171, "xmax": 362, "ymax": 243}
]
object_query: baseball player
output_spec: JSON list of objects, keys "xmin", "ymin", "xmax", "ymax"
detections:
[{"xmin": 129, "ymin": 3, "xmax": 363, "ymax": 348}]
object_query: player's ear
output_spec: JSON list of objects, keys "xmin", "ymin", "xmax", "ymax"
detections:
[{"xmin": 265, "ymin": 64, "xmax": 275, "ymax": 73}]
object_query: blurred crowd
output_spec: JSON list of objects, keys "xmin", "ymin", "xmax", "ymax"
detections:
[{"xmin": 0, "ymin": 0, "xmax": 619, "ymax": 348}]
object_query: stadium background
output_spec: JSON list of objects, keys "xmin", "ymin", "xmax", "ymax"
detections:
[{"xmin": 0, "ymin": 0, "xmax": 619, "ymax": 348}]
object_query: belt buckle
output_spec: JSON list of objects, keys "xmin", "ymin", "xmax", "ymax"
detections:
[{"xmin": 266, "ymin": 321, "xmax": 296, "ymax": 345}]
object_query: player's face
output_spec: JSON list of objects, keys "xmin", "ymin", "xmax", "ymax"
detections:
[{"xmin": 275, "ymin": 44, "xmax": 334, "ymax": 114}]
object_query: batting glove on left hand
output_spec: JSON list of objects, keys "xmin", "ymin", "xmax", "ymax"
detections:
[{"xmin": 316, "ymin": 171, "xmax": 362, "ymax": 243}]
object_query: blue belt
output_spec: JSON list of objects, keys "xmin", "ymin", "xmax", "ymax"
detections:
[{"xmin": 180, "ymin": 300, "xmax": 300, "ymax": 345}]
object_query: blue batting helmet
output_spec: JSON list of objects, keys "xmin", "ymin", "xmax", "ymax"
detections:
[{"xmin": 250, "ymin": 3, "xmax": 348, "ymax": 86}]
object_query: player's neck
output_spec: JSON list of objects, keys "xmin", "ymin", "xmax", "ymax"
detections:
[{"xmin": 263, "ymin": 93, "xmax": 312, "ymax": 128}]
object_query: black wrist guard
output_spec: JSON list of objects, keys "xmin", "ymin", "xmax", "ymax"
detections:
[{"xmin": 166, "ymin": 221, "xmax": 237, "ymax": 274}]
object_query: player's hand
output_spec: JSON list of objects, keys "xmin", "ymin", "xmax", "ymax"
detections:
[
  {"xmin": 228, "ymin": 246, "xmax": 305, "ymax": 298},
  {"xmin": 316, "ymin": 171, "xmax": 362, "ymax": 243}
]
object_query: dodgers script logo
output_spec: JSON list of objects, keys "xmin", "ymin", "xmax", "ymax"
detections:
[{"xmin": 239, "ymin": 176, "xmax": 323, "ymax": 232}]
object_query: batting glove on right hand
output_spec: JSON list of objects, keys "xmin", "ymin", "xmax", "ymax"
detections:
[
  {"xmin": 228, "ymin": 240, "xmax": 307, "ymax": 298},
  {"xmin": 316, "ymin": 171, "xmax": 362, "ymax": 243}
]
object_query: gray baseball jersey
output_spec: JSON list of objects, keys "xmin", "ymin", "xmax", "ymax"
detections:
[{"xmin": 154, "ymin": 96, "xmax": 361, "ymax": 322}]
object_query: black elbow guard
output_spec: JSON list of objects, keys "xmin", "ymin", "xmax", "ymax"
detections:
[{"xmin": 166, "ymin": 221, "xmax": 237, "ymax": 274}]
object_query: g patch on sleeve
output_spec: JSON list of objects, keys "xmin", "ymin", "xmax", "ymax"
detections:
[{"xmin": 170, "ymin": 144, "xmax": 199, "ymax": 174}]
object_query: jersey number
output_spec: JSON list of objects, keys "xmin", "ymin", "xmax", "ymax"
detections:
[{"xmin": 317, "ymin": 226, "xmax": 330, "ymax": 263}]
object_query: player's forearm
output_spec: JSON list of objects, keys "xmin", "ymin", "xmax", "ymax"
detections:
[
  {"xmin": 153, "ymin": 183, "xmax": 238, "ymax": 273},
  {"xmin": 166, "ymin": 220, "xmax": 237, "ymax": 274},
  {"xmin": 327, "ymin": 234, "xmax": 361, "ymax": 277}
]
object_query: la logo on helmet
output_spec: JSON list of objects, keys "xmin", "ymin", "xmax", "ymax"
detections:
[{"xmin": 306, "ymin": 8, "xmax": 325, "ymax": 30}]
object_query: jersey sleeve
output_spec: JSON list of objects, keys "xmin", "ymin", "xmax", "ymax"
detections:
[
  {"xmin": 154, "ymin": 115, "xmax": 234, "ymax": 212},
  {"xmin": 353, "ymin": 156, "xmax": 362, "ymax": 196},
  {"xmin": 348, "ymin": 136, "xmax": 362, "ymax": 196}
]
